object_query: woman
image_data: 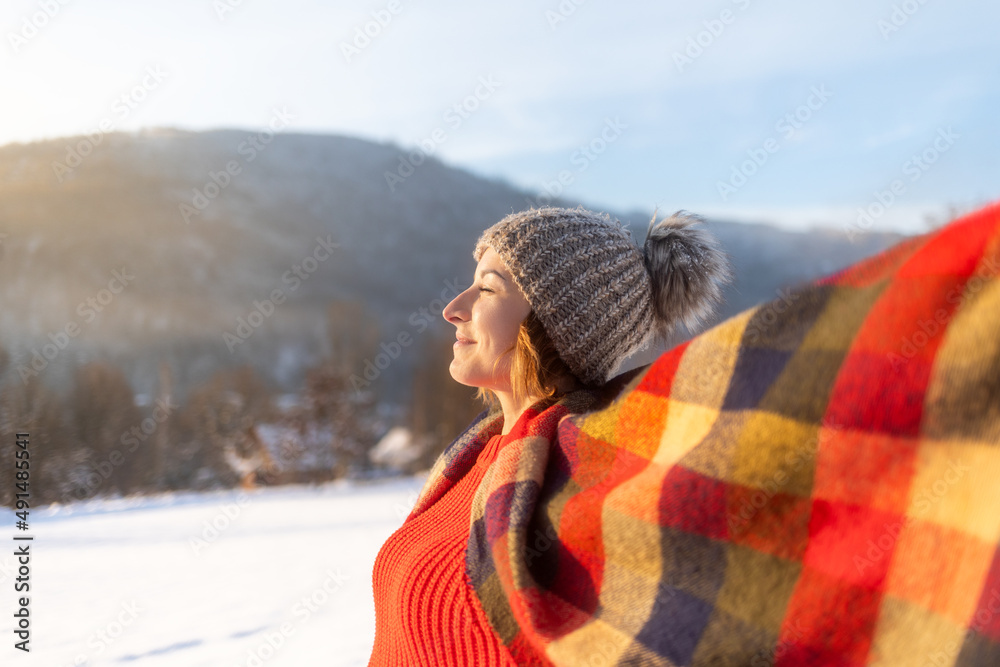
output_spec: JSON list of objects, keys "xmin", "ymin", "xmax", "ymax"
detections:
[
  {"xmin": 368, "ymin": 206, "xmax": 731, "ymax": 665},
  {"xmin": 369, "ymin": 202, "xmax": 1000, "ymax": 665}
]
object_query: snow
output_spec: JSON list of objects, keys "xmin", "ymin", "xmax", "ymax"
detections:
[
  {"xmin": 368, "ymin": 427, "xmax": 420, "ymax": 469},
  {"xmin": 0, "ymin": 477, "xmax": 427, "ymax": 666}
]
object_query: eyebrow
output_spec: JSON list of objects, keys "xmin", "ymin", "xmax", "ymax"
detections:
[{"xmin": 477, "ymin": 269, "xmax": 508, "ymax": 282}]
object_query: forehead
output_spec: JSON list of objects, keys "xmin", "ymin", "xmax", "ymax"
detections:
[{"xmin": 476, "ymin": 247, "xmax": 511, "ymax": 277}]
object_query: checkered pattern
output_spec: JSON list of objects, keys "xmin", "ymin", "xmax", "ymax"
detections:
[{"xmin": 410, "ymin": 202, "xmax": 1000, "ymax": 666}]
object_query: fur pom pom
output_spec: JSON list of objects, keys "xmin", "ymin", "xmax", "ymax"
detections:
[{"xmin": 643, "ymin": 210, "xmax": 732, "ymax": 338}]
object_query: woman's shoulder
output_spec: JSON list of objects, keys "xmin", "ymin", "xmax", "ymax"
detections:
[{"xmin": 557, "ymin": 364, "xmax": 650, "ymax": 414}]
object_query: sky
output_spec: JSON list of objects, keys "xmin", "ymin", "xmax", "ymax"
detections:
[{"xmin": 2, "ymin": 0, "xmax": 998, "ymax": 233}]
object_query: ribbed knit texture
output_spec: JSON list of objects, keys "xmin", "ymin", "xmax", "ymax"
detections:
[
  {"xmin": 472, "ymin": 207, "xmax": 730, "ymax": 386},
  {"xmin": 368, "ymin": 434, "xmax": 517, "ymax": 667},
  {"xmin": 474, "ymin": 207, "xmax": 653, "ymax": 385}
]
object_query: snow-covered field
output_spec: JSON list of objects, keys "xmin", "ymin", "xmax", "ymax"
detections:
[{"xmin": 0, "ymin": 477, "xmax": 426, "ymax": 666}]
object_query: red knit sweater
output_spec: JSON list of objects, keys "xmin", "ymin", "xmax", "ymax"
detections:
[{"xmin": 368, "ymin": 433, "xmax": 517, "ymax": 666}]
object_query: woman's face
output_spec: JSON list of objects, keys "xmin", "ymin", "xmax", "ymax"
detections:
[{"xmin": 442, "ymin": 247, "xmax": 531, "ymax": 391}]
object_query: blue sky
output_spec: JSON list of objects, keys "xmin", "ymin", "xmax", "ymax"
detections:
[{"xmin": 2, "ymin": 0, "xmax": 997, "ymax": 232}]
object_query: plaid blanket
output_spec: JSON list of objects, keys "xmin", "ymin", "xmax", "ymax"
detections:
[{"xmin": 410, "ymin": 202, "xmax": 1000, "ymax": 666}]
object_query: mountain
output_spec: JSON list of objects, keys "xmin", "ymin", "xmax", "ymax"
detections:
[{"xmin": 0, "ymin": 129, "xmax": 903, "ymax": 402}]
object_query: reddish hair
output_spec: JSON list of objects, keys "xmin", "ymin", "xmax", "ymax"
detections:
[{"xmin": 476, "ymin": 310, "xmax": 578, "ymax": 410}]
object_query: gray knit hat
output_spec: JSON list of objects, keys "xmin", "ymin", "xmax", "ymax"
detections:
[{"xmin": 473, "ymin": 206, "xmax": 731, "ymax": 385}]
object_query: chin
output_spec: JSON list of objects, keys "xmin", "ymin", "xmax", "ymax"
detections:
[
  {"xmin": 448, "ymin": 365, "xmax": 488, "ymax": 390},
  {"xmin": 447, "ymin": 363, "xmax": 472, "ymax": 387}
]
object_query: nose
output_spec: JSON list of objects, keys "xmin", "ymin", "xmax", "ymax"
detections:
[{"xmin": 443, "ymin": 286, "xmax": 472, "ymax": 324}]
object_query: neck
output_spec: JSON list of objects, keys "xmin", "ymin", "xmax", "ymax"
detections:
[
  {"xmin": 494, "ymin": 376, "xmax": 582, "ymax": 435},
  {"xmin": 495, "ymin": 390, "xmax": 540, "ymax": 436}
]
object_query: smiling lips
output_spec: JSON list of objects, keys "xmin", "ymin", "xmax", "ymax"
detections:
[{"xmin": 455, "ymin": 333, "xmax": 476, "ymax": 346}]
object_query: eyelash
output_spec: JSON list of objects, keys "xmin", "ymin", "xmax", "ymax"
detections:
[{"xmin": 478, "ymin": 286, "xmax": 493, "ymax": 293}]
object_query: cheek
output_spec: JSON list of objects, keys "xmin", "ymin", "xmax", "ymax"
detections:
[
  {"xmin": 482, "ymin": 313, "xmax": 522, "ymax": 353},
  {"xmin": 492, "ymin": 324, "xmax": 520, "ymax": 352}
]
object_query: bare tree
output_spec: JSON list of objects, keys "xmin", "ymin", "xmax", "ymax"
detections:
[
  {"xmin": 0, "ymin": 376, "xmax": 72, "ymax": 506},
  {"xmin": 69, "ymin": 362, "xmax": 143, "ymax": 497},
  {"xmin": 271, "ymin": 299, "xmax": 384, "ymax": 479},
  {"xmin": 284, "ymin": 359, "xmax": 381, "ymax": 479},
  {"xmin": 174, "ymin": 365, "xmax": 275, "ymax": 490},
  {"xmin": 146, "ymin": 361, "xmax": 174, "ymax": 492}
]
